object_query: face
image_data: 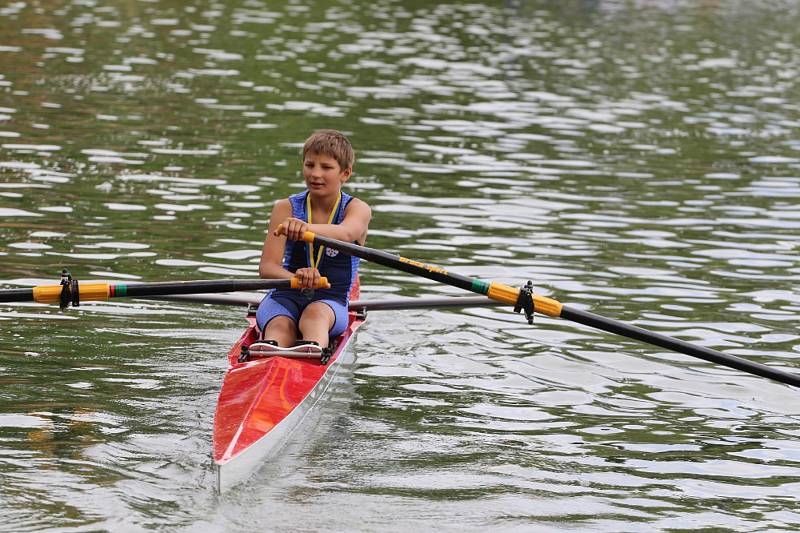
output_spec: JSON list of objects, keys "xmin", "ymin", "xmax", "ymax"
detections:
[{"xmin": 303, "ymin": 152, "xmax": 351, "ymax": 196}]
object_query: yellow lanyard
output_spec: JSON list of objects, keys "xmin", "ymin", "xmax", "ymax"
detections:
[{"xmin": 306, "ymin": 191, "xmax": 341, "ymax": 270}]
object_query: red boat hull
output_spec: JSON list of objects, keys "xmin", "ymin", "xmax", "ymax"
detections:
[{"xmin": 213, "ymin": 278, "xmax": 363, "ymax": 491}]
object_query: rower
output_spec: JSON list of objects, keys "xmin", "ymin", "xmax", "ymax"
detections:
[{"xmin": 247, "ymin": 130, "xmax": 371, "ymax": 364}]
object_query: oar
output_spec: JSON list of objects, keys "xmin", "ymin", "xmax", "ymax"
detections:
[
  {"xmin": 290, "ymin": 229, "xmax": 800, "ymax": 388},
  {"xmin": 0, "ymin": 273, "xmax": 329, "ymax": 308},
  {"xmin": 153, "ymin": 292, "xmax": 501, "ymax": 310}
]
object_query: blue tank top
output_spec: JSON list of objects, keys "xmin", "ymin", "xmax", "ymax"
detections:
[{"xmin": 272, "ymin": 190, "xmax": 360, "ymax": 304}]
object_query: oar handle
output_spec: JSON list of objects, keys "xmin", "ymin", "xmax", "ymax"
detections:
[
  {"xmin": 289, "ymin": 276, "xmax": 330, "ymax": 289},
  {"xmin": 275, "ymin": 225, "xmax": 319, "ymax": 245}
]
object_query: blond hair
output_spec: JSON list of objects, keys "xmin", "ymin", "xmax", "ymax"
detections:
[{"xmin": 302, "ymin": 130, "xmax": 354, "ymax": 170}]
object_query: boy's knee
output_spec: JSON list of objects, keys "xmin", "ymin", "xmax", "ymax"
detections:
[
  {"xmin": 298, "ymin": 305, "xmax": 333, "ymax": 331},
  {"xmin": 304, "ymin": 303, "xmax": 335, "ymax": 321},
  {"xmin": 265, "ymin": 316, "xmax": 296, "ymax": 334}
]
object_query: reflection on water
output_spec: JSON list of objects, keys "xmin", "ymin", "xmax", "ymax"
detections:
[{"xmin": 2, "ymin": 0, "xmax": 800, "ymax": 530}]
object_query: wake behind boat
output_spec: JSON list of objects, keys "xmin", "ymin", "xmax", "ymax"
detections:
[{"xmin": 212, "ymin": 277, "xmax": 365, "ymax": 493}]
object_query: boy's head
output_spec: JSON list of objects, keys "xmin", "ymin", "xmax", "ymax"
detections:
[{"xmin": 302, "ymin": 130, "xmax": 354, "ymax": 172}]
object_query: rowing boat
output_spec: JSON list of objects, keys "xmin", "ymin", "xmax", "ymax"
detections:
[{"xmin": 212, "ymin": 277, "xmax": 364, "ymax": 492}]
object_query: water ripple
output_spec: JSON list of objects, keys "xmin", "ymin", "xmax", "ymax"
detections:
[{"xmin": 2, "ymin": 0, "xmax": 800, "ymax": 530}]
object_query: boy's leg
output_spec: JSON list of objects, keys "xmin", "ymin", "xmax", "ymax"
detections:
[
  {"xmin": 262, "ymin": 316, "xmax": 297, "ymax": 347},
  {"xmin": 297, "ymin": 302, "xmax": 336, "ymax": 348},
  {"xmin": 256, "ymin": 294, "xmax": 301, "ymax": 347}
]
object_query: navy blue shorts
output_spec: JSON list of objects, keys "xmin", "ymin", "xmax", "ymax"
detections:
[{"xmin": 256, "ymin": 291, "xmax": 349, "ymax": 338}]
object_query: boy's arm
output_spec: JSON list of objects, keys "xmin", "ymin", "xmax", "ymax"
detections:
[
  {"xmin": 277, "ymin": 198, "xmax": 372, "ymax": 245},
  {"xmin": 259, "ymin": 199, "xmax": 295, "ymax": 279}
]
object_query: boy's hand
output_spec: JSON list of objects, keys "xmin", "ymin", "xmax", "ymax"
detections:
[
  {"xmin": 294, "ymin": 267, "xmax": 322, "ymax": 289},
  {"xmin": 274, "ymin": 217, "xmax": 308, "ymax": 241}
]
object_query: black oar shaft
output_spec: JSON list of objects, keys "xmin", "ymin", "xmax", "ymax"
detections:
[
  {"xmin": 301, "ymin": 231, "xmax": 800, "ymax": 388},
  {"xmin": 320, "ymin": 237, "xmax": 478, "ymax": 292},
  {"xmin": 561, "ymin": 306, "xmax": 800, "ymax": 388},
  {"xmin": 0, "ymin": 288, "xmax": 35, "ymax": 303},
  {"xmin": 0, "ymin": 277, "xmax": 329, "ymax": 305},
  {"xmin": 115, "ymin": 279, "xmax": 294, "ymax": 298},
  {"xmin": 301, "ymin": 232, "xmax": 562, "ymax": 315}
]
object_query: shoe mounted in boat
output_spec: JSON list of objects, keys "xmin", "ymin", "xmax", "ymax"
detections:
[
  {"xmin": 239, "ymin": 339, "xmax": 278, "ymax": 362},
  {"xmin": 246, "ymin": 339, "xmax": 323, "ymax": 359}
]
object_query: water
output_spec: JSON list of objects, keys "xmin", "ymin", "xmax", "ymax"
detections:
[{"xmin": 2, "ymin": 0, "xmax": 800, "ymax": 530}]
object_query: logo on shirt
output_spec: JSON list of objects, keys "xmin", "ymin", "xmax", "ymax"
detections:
[{"xmin": 325, "ymin": 247, "xmax": 339, "ymax": 258}]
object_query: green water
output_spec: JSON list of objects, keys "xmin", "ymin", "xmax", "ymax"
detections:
[{"xmin": 2, "ymin": 0, "xmax": 800, "ymax": 531}]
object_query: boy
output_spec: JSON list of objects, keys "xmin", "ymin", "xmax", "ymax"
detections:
[{"xmin": 250, "ymin": 130, "xmax": 371, "ymax": 359}]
